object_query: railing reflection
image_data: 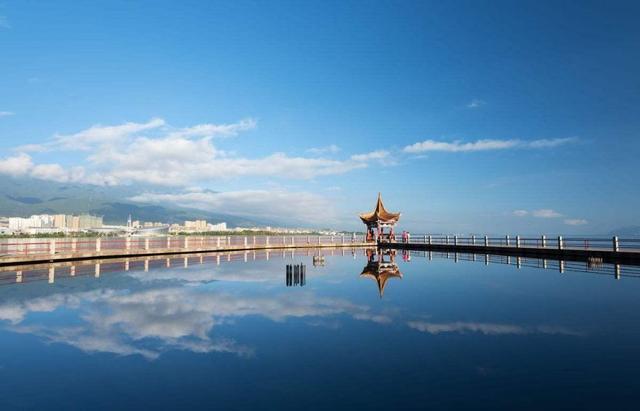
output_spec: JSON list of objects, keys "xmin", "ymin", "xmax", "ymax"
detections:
[
  {"xmin": 396, "ymin": 249, "xmax": 640, "ymax": 280},
  {"xmin": 0, "ymin": 247, "xmax": 370, "ymax": 287}
]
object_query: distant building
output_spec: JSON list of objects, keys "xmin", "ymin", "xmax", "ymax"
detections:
[
  {"xmin": 185, "ymin": 220, "xmax": 208, "ymax": 231},
  {"xmin": 67, "ymin": 215, "xmax": 80, "ymax": 231},
  {"xmin": 6, "ymin": 213, "xmax": 102, "ymax": 233},
  {"xmin": 131, "ymin": 224, "xmax": 170, "ymax": 236},
  {"xmin": 77, "ymin": 214, "xmax": 103, "ymax": 229},
  {"xmin": 169, "ymin": 220, "xmax": 227, "ymax": 233},
  {"xmin": 8, "ymin": 214, "xmax": 58, "ymax": 232},
  {"xmin": 208, "ymin": 222, "xmax": 227, "ymax": 231},
  {"xmin": 53, "ymin": 214, "xmax": 66, "ymax": 229},
  {"xmin": 8, "ymin": 217, "xmax": 26, "ymax": 231}
]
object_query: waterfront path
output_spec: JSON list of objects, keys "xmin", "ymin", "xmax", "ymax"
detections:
[
  {"xmin": 389, "ymin": 234, "xmax": 640, "ymax": 265},
  {"xmin": 0, "ymin": 235, "xmax": 370, "ymax": 267}
]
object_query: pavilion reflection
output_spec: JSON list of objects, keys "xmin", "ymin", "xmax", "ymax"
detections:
[{"xmin": 360, "ymin": 249, "xmax": 402, "ymax": 298}]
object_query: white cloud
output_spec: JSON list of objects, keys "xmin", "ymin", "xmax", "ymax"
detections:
[
  {"xmin": 0, "ymin": 153, "xmax": 33, "ymax": 176},
  {"xmin": 13, "ymin": 144, "xmax": 49, "ymax": 153},
  {"xmin": 52, "ymin": 117, "xmax": 166, "ymax": 151},
  {"xmin": 130, "ymin": 189, "xmax": 337, "ymax": 223},
  {"xmin": 532, "ymin": 209, "xmax": 562, "ymax": 218},
  {"xmin": 513, "ymin": 209, "xmax": 563, "ymax": 218},
  {"xmin": 466, "ymin": 99, "xmax": 485, "ymax": 109},
  {"xmin": 95, "ymin": 147, "xmax": 373, "ymax": 185},
  {"xmin": 564, "ymin": 219, "xmax": 588, "ymax": 226},
  {"xmin": 0, "ymin": 111, "xmax": 14, "ymax": 117},
  {"xmin": 30, "ymin": 163, "xmax": 75, "ymax": 182},
  {"xmin": 307, "ymin": 144, "xmax": 341, "ymax": 155},
  {"xmin": 0, "ymin": 153, "xmax": 116, "ymax": 185},
  {"xmin": 404, "ymin": 139, "xmax": 518, "ymax": 153},
  {"xmin": 166, "ymin": 118, "xmax": 256, "ymax": 139},
  {"xmin": 528, "ymin": 137, "xmax": 577, "ymax": 148},
  {"xmin": 407, "ymin": 320, "xmax": 583, "ymax": 336},
  {"xmin": 349, "ymin": 150, "xmax": 389, "ymax": 162},
  {"xmin": 403, "ymin": 137, "xmax": 577, "ymax": 153},
  {"xmin": 0, "ymin": 118, "xmax": 388, "ymax": 186}
]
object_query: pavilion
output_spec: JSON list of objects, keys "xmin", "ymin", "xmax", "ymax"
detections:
[
  {"xmin": 359, "ymin": 193, "xmax": 401, "ymax": 242},
  {"xmin": 360, "ymin": 249, "xmax": 402, "ymax": 298}
]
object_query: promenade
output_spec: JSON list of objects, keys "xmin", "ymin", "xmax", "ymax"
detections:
[
  {"xmin": 389, "ymin": 234, "xmax": 640, "ymax": 265},
  {"xmin": 0, "ymin": 235, "xmax": 369, "ymax": 267}
]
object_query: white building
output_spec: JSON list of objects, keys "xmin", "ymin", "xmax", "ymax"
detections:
[
  {"xmin": 7, "ymin": 213, "xmax": 102, "ymax": 233},
  {"xmin": 208, "ymin": 222, "xmax": 227, "ymax": 231}
]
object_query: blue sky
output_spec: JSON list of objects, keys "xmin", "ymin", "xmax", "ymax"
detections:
[{"xmin": 0, "ymin": 0, "xmax": 639, "ymax": 233}]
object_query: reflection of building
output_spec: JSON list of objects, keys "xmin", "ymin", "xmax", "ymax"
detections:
[
  {"xmin": 360, "ymin": 249, "xmax": 402, "ymax": 297},
  {"xmin": 359, "ymin": 193, "xmax": 401, "ymax": 243}
]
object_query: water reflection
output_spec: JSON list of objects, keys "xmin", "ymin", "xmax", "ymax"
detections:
[
  {"xmin": 0, "ymin": 246, "xmax": 634, "ymax": 363},
  {"xmin": 0, "ymin": 249, "xmax": 393, "ymax": 360},
  {"xmin": 3, "ymin": 248, "xmax": 640, "ymax": 408},
  {"xmin": 360, "ymin": 249, "xmax": 402, "ymax": 297}
]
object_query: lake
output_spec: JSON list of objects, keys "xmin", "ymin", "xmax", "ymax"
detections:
[{"xmin": 0, "ymin": 248, "xmax": 639, "ymax": 410}]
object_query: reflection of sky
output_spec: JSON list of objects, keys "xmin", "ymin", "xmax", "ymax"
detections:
[
  {"xmin": 2, "ymin": 253, "xmax": 640, "ymax": 408},
  {"xmin": 0, "ymin": 253, "xmax": 597, "ymax": 360},
  {"xmin": 0, "ymin": 255, "xmax": 397, "ymax": 360}
]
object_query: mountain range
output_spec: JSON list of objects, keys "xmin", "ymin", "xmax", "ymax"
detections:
[{"xmin": 0, "ymin": 177, "xmax": 265, "ymax": 227}]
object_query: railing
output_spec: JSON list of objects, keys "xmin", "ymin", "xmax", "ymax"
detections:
[
  {"xmin": 0, "ymin": 234, "xmax": 369, "ymax": 259},
  {"xmin": 402, "ymin": 234, "xmax": 640, "ymax": 253}
]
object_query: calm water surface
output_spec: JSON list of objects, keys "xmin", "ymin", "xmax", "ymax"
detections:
[{"xmin": 0, "ymin": 249, "xmax": 639, "ymax": 410}]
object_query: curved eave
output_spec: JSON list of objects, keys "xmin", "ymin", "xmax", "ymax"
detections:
[
  {"xmin": 360, "ymin": 270, "xmax": 403, "ymax": 297},
  {"xmin": 359, "ymin": 193, "xmax": 401, "ymax": 224},
  {"xmin": 359, "ymin": 212, "xmax": 401, "ymax": 225}
]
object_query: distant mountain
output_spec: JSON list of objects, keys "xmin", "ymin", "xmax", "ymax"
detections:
[
  {"xmin": 5, "ymin": 195, "xmax": 44, "ymax": 204},
  {"xmin": 0, "ymin": 177, "xmax": 266, "ymax": 227},
  {"xmin": 609, "ymin": 226, "xmax": 640, "ymax": 237}
]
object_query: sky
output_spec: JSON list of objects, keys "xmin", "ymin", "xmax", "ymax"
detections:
[{"xmin": 0, "ymin": 0, "xmax": 639, "ymax": 234}]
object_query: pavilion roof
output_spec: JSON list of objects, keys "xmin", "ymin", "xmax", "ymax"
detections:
[
  {"xmin": 359, "ymin": 193, "xmax": 401, "ymax": 225},
  {"xmin": 360, "ymin": 262, "xmax": 403, "ymax": 298}
]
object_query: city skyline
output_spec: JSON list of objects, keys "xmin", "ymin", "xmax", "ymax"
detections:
[{"xmin": 1, "ymin": 1, "xmax": 639, "ymax": 234}]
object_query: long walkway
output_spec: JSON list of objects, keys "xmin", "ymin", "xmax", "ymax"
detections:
[
  {"xmin": 388, "ymin": 234, "xmax": 640, "ymax": 265},
  {"xmin": 0, "ymin": 235, "xmax": 370, "ymax": 267}
]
